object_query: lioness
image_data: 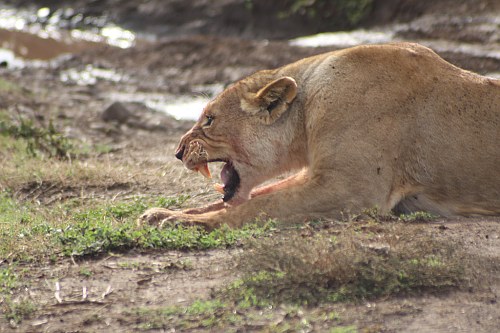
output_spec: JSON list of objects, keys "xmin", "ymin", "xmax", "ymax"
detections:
[{"xmin": 141, "ymin": 42, "xmax": 500, "ymax": 229}]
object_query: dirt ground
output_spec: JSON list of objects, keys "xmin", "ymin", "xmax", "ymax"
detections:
[
  {"xmin": 1, "ymin": 0, "xmax": 500, "ymax": 332},
  {"xmin": 3, "ymin": 218, "xmax": 500, "ymax": 333}
]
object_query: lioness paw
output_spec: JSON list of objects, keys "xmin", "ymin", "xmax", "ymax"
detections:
[
  {"xmin": 138, "ymin": 207, "xmax": 174, "ymax": 227},
  {"xmin": 138, "ymin": 208, "xmax": 220, "ymax": 230}
]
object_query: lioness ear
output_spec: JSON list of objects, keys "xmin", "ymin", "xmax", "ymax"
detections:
[{"xmin": 241, "ymin": 77, "xmax": 297, "ymax": 124}]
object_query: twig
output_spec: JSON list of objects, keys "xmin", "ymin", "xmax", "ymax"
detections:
[
  {"xmin": 54, "ymin": 281, "xmax": 62, "ymax": 303},
  {"xmin": 102, "ymin": 285, "xmax": 113, "ymax": 299},
  {"xmin": 0, "ymin": 252, "xmax": 13, "ymax": 265},
  {"xmin": 82, "ymin": 286, "xmax": 88, "ymax": 301}
]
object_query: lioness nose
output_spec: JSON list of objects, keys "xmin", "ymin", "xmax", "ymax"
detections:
[{"xmin": 175, "ymin": 146, "xmax": 185, "ymax": 160}]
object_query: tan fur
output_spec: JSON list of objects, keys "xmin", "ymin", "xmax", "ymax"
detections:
[{"xmin": 140, "ymin": 43, "xmax": 500, "ymax": 229}]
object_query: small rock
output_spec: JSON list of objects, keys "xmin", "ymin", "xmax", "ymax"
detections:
[{"xmin": 102, "ymin": 102, "xmax": 132, "ymax": 123}]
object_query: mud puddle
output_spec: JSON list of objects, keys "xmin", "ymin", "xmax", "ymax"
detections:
[
  {"xmin": 0, "ymin": 28, "xmax": 99, "ymax": 67},
  {"xmin": 0, "ymin": 6, "xmax": 136, "ymax": 49},
  {"xmin": 0, "ymin": 5, "xmax": 210, "ymax": 120},
  {"xmin": 0, "ymin": 5, "xmax": 135, "ymax": 67}
]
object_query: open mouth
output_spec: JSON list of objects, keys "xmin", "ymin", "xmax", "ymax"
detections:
[
  {"xmin": 193, "ymin": 160, "xmax": 240, "ymax": 202},
  {"xmin": 219, "ymin": 161, "xmax": 240, "ymax": 202}
]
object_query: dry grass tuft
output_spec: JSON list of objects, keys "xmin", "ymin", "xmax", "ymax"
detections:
[{"xmin": 235, "ymin": 221, "xmax": 476, "ymax": 305}]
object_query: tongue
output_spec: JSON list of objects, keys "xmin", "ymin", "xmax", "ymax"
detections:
[
  {"xmin": 214, "ymin": 163, "xmax": 233, "ymax": 195},
  {"xmin": 221, "ymin": 163, "xmax": 232, "ymax": 185}
]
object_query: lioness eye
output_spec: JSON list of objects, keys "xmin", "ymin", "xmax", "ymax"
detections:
[{"xmin": 204, "ymin": 115, "xmax": 214, "ymax": 127}]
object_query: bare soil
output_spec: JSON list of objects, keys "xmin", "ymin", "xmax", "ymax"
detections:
[{"xmin": 1, "ymin": 0, "xmax": 500, "ymax": 332}]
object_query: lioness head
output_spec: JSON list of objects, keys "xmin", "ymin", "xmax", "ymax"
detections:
[{"xmin": 175, "ymin": 74, "xmax": 299, "ymax": 205}]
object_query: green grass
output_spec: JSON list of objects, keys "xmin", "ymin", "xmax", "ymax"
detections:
[
  {"xmin": 0, "ymin": 192, "xmax": 53, "ymax": 260},
  {"xmin": 2, "ymin": 297, "xmax": 36, "ymax": 326},
  {"xmin": 0, "ymin": 111, "xmax": 117, "ymax": 193},
  {"xmin": 0, "ymin": 191, "xmax": 274, "ymax": 260},
  {"xmin": 0, "ymin": 114, "xmax": 74, "ymax": 159},
  {"xmin": 79, "ymin": 267, "xmax": 93, "ymax": 277},
  {"xmin": 0, "ymin": 265, "xmax": 20, "ymax": 294},
  {"xmin": 136, "ymin": 300, "xmax": 228, "ymax": 330},
  {"xmin": 400, "ymin": 211, "xmax": 438, "ymax": 222},
  {"xmin": 58, "ymin": 210, "xmax": 273, "ymax": 257},
  {"xmin": 0, "ymin": 264, "xmax": 34, "ymax": 326},
  {"xmin": 133, "ymin": 295, "xmax": 355, "ymax": 332},
  {"xmin": 0, "ymin": 108, "xmax": 113, "ymax": 160},
  {"xmin": 0, "ymin": 77, "xmax": 20, "ymax": 92}
]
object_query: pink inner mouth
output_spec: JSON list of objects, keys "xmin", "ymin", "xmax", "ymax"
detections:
[
  {"xmin": 221, "ymin": 163, "xmax": 231, "ymax": 184},
  {"xmin": 219, "ymin": 162, "xmax": 240, "ymax": 202}
]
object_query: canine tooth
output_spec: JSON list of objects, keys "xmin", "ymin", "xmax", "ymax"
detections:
[
  {"xmin": 214, "ymin": 183, "xmax": 224, "ymax": 194},
  {"xmin": 196, "ymin": 163, "xmax": 212, "ymax": 179}
]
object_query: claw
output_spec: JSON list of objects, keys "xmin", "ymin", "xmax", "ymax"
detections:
[{"xmin": 195, "ymin": 163, "xmax": 211, "ymax": 179}]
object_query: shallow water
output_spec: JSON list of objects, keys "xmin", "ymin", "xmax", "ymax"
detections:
[
  {"xmin": 290, "ymin": 29, "xmax": 395, "ymax": 48},
  {"xmin": 290, "ymin": 26, "xmax": 500, "ymax": 61},
  {"xmin": 0, "ymin": 6, "xmax": 135, "ymax": 48},
  {"xmin": 292, "ymin": 9, "xmax": 500, "ymax": 54},
  {"xmin": 0, "ymin": 5, "xmax": 135, "ymax": 64},
  {"xmin": 60, "ymin": 65, "xmax": 126, "ymax": 86}
]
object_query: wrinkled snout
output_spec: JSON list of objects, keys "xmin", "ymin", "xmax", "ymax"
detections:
[
  {"xmin": 174, "ymin": 126, "xmax": 209, "ymax": 169},
  {"xmin": 174, "ymin": 127, "xmax": 196, "ymax": 161},
  {"xmin": 173, "ymin": 127, "xmax": 212, "ymax": 179}
]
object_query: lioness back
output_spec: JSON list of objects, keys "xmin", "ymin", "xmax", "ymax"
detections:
[{"xmin": 282, "ymin": 43, "xmax": 500, "ymax": 216}]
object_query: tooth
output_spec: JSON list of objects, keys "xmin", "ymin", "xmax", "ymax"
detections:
[
  {"xmin": 214, "ymin": 183, "xmax": 224, "ymax": 194},
  {"xmin": 196, "ymin": 163, "xmax": 211, "ymax": 179}
]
